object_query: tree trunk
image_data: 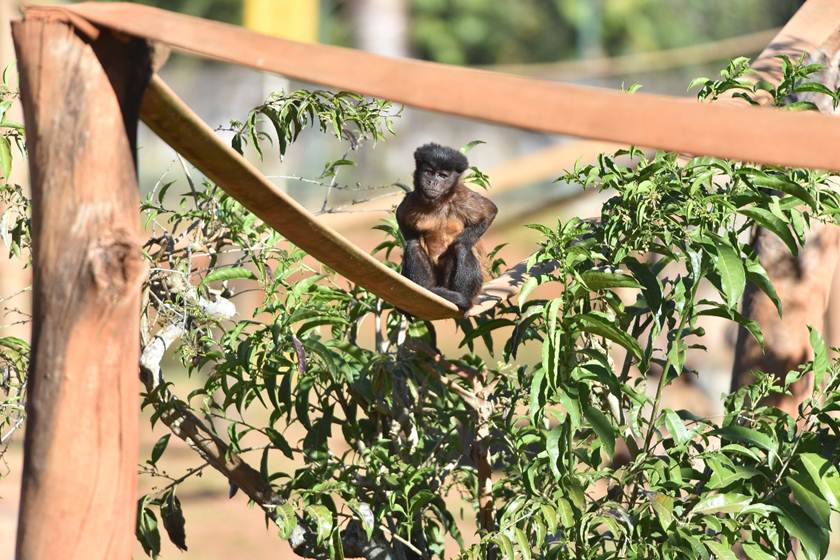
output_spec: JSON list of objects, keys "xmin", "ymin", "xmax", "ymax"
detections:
[
  {"xmin": 12, "ymin": 14, "xmax": 151, "ymax": 560},
  {"xmin": 732, "ymin": 224, "xmax": 840, "ymax": 414}
]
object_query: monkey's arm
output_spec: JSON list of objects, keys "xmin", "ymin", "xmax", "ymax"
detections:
[
  {"xmin": 397, "ymin": 200, "xmax": 436, "ymax": 288},
  {"xmin": 453, "ymin": 195, "xmax": 498, "ymax": 249}
]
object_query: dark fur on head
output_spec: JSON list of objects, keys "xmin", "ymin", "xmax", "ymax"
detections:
[{"xmin": 413, "ymin": 143, "xmax": 469, "ymax": 173}]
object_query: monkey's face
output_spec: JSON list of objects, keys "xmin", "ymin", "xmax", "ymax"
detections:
[{"xmin": 414, "ymin": 163, "xmax": 459, "ymax": 200}]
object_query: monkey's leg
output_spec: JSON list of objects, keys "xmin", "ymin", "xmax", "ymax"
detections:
[
  {"xmin": 402, "ymin": 240, "xmax": 436, "ymax": 287},
  {"xmin": 398, "ymin": 241, "xmax": 454, "ymax": 318},
  {"xmin": 436, "ymin": 244, "xmax": 482, "ymax": 312}
]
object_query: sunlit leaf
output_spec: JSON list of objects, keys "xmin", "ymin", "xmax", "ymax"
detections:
[
  {"xmin": 691, "ymin": 492, "xmax": 752, "ymax": 515},
  {"xmin": 714, "ymin": 244, "xmax": 745, "ymax": 309}
]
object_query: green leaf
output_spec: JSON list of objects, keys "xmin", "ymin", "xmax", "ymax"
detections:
[
  {"xmin": 651, "ymin": 493, "xmax": 674, "ymax": 529},
  {"xmin": 583, "ymin": 404, "xmax": 615, "ymax": 456},
  {"xmin": 556, "ymin": 387, "xmax": 581, "ymax": 429},
  {"xmin": 741, "ymin": 542, "xmax": 774, "ymax": 560},
  {"xmin": 514, "ymin": 528, "xmax": 531, "ymax": 560},
  {"xmin": 698, "ymin": 302, "xmax": 764, "ymax": 347},
  {"xmin": 808, "ymin": 326, "xmax": 828, "ymax": 388},
  {"xmin": 691, "ymin": 493, "xmax": 752, "ymax": 515},
  {"xmin": 276, "ymin": 502, "xmax": 297, "ymax": 540},
  {"xmin": 575, "ymin": 312, "xmax": 642, "ymax": 360},
  {"xmin": 663, "ymin": 409, "xmax": 692, "ymax": 446},
  {"xmin": 745, "ymin": 259, "xmax": 781, "ymax": 316},
  {"xmin": 307, "ymin": 505, "xmax": 333, "ymax": 545},
  {"xmin": 518, "ymin": 276, "xmax": 539, "ymax": 308},
  {"xmin": 545, "ymin": 298, "xmax": 562, "ymax": 340},
  {"xmin": 707, "ymin": 459, "xmax": 760, "ymax": 489},
  {"xmin": 714, "ymin": 244, "xmax": 745, "ymax": 309},
  {"xmin": 625, "ymin": 257, "xmax": 662, "ymax": 313},
  {"xmin": 409, "ymin": 489, "xmax": 436, "ymax": 514},
  {"xmin": 350, "ymin": 502, "xmax": 375, "ymax": 540},
  {"xmin": 494, "ymin": 533, "xmax": 515, "ymax": 559},
  {"xmin": 546, "ymin": 426, "xmax": 563, "ymax": 479},
  {"xmin": 0, "ymin": 136, "xmax": 11, "ymax": 180},
  {"xmin": 792, "ymin": 81, "xmax": 835, "ymax": 97},
  {"xmin": 688, "ymin": 76, "xmax": 710, "ymax": 90},
  {"xmin": 265, "ymin": 427, "xmax": 295, "ymax": 459},
  {"xmin": 160, "ymin": 492, "xmax": 187, "ymax": 551},
  {"xmin": 148, "ymin": 433, "xmax": 170, "ymax": 466},
  {"xmin": 580, "ymin": 270, "xmax": 640, "ymax": 290},
  {"xmin": 784, "ymin": 100, "xmax": 819, "ymax": 112},
  {"xmin": 716, "ymin": 425, "xmax": 777, "ymax": 464},
  {"xmin": 136, "ymin": 497, "xmax": 161, "ymax": 558},
  {"xmin": 743, "ymin": 170, "xmax": 817, "ymax": 210},
  {"xmin": 786, "ymin": 475, "xmax": 830, "ymax": 527},
  {"xmin": 799, "ymin": 453, "xmax": 840, "ymax": 509},
  {"xmin": 738, "ymin": 207, "xmax": 798, "ymax": 255},
  {"xmin": 319, "ymin": 158, "xmax": 355, "ymax": 179},
  {"xmin": 776, "ymin": 500, "xmax": 828, "ymax": 560},
  {"xmin": 331, "ymin": 528, "xmax": 345, "ymax": 560},
  {"xmin": 556, "ymin": 498, "xmax": 574, "ymax": 528},
  {"xmin": 705, "ymin": 540, "xmax": 738, "ymax": 560},
  {"xmin": 529, "ymin": 368, "xmax": 545, "ymax": 423},
  {"xmin": 460, "ymin": 139, "xmax": 485, "ymax": 154},
  {"xmin": 540, "ymin": 504, "xmax": 557, "ymax": 531},
  {"xmin": 533, "ymin": 518, "xmax": 546, "ymax": 547},
  {"xmin": 201, "ymin": 267, "xmax": 256, "ymax": 286}
]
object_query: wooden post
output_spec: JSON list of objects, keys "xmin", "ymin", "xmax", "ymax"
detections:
[{"xmin": 12, "ymin": 13, "xmax": 151, "ymax": 560}]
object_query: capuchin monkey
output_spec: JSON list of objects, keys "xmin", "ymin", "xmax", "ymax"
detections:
[{"xmin": 396, "ymin": 143, "xmax": 497, "ymax": 312}]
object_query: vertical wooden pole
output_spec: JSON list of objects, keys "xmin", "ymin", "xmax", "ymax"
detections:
[{"xmin": 12, "ymin": 13, "xmax": 150, "ymax": 560}]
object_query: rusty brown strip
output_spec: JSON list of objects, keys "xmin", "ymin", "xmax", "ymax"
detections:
[{"xmin": 45, "ymin": 0, "xmax": 840, "ymax": 171}]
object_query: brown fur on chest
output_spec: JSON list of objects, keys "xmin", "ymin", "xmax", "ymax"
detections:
[
  {"xmin": 414, "ymin": 213, "xmax": 465, "ymax": 263},
  {"xmin": 399, "ymin": 184, "xmax": 489, "ymax": 277},
  {"xmin": 403, "ymin": 206, "xmax": 486, "ymax": 279}
]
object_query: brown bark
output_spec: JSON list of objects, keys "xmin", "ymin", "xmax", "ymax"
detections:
[
  {"xmin": 12, "ymin": 16, "xmax": 151, "ymax": 560},
  {"xmin": 732, "ymin": 224, "xmax": 840, "ymax": 414}
]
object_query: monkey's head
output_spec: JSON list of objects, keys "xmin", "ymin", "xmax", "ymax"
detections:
[{"xmin": 413, "ymin": 143, "xmax": 468, "ymax": 201}]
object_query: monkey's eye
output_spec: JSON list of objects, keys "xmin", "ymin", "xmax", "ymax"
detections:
[{"xmin": 436, "ymin": 171, "xmax": 450, "ymax": 179}]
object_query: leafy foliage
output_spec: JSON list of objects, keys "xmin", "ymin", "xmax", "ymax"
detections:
[
  {"xmin": 690, "ymin": 54, "xmax": 840, "ymax": 110},
  {"xmin": 224, "ymin": 89, "xmax": 398, "ymax": 164},
  {"xmin": 127, "ymin": 56, "xmax": 840, "ymax": 560},
  {"xmin": 0, "ymin": 44, "xmax": 838, "ymax": 559}
]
